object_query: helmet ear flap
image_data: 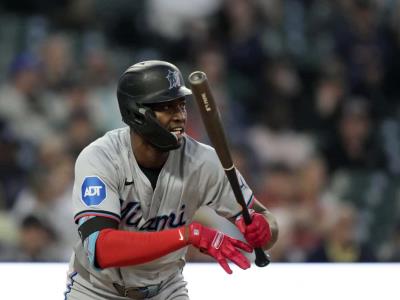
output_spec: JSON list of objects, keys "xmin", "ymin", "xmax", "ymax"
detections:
[
  {"xmin": 122, "ymin": 102, "xmax": 179, "ymax": 151},
  {"xmin": 132, "ymin": 111, "xmax": 145, "ymax": 125},
  {"xmin": 124, "ymin": 102, "xmax": 155, "ymax": 126},
  {"xmin": 132, "ymin": 106, "xmax": 150, "ymax": 126}
]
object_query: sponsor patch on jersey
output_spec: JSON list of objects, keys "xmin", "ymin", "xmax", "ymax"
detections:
[{"xmin": 81, "ymin": 176, "xmax": 106, "ymax": 206}]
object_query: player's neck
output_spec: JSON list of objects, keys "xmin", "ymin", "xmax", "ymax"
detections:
[{"xmin": 131, "ymin": 133, "xmax": 169, "ymax": 169}]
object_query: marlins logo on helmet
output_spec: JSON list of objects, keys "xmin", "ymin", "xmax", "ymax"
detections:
[{"xmin": 166, "ymin": 70, "xmax": 181, "ymax": 89}]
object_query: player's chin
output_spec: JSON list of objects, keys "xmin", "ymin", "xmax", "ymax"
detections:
[
  {"xmin": 176, "ymin": 133, "xmax": 185, "ymax": 145},
  {"xmin": 172, "ymin": 131, "xmax": 185, "ymax": 142}
]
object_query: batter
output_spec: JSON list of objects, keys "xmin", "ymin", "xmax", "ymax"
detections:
[{"xmin": 64, "ymin": 61, "xmax": 278, "ymax": 300}]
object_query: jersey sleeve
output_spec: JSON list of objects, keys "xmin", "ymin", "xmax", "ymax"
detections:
[
  {"xmin": 200, "ymin": 161, "xmax": 254, "ymax": 219},
  {"xmin": 72, "ymin": 145, "xmax": 122, "ymax": 224}
]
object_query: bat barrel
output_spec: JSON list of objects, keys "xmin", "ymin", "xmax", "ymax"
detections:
[
  {"xmin": 188, "ymin": 71, "xmax": 234, "ymax": 169},
  {"xmin": 189, "ymin": 71, "xmax": 207, "ymax": 85}
]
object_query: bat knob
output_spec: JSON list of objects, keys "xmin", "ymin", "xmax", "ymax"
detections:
[
  {"xmin": 254, "ymin": 248, "xmax": 271, "ymax": 267},
  {"xmin": 189, "ymin": 71, "xmax": 207, "ymax": 84}
]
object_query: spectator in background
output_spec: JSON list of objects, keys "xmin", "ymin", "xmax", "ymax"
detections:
[
  {"xmin": 0, "ymin": 121, "xmax": 26, "ymax": 209},
  {"xmin": 334, "ymin": 1, "xmax": 389, "ymax": 97},
  {"xmin": 39, "ymin": 34, "xmax": 74, "ymax": 92},
  {"xmin": 36, "ymin": 135, "xmax": 69, "ymax": 169},
  {"xmin": 211, "ymin": 0, "xmax": 266, "ymax": 115},
  {"xmin": 37, "ymin": 34, "xmax": 85, "ymax": 132},
  {"xmin": 385, "ymin": 0, "xmax": 400, "ymax": 113},
  {"xmin": 62, "ymin": 74, "xmax": 89, "ymax": 115},
  {"xmin": 259, "ymin": 156, "xmax": 334, "ymax": 262},
  {"xmin": 296, "ymin": 156, "xmax": 330, "ymax": 210},
  {"xmin": 17, "ymin": 215, "xmax": 57, "ymax": 261},
  {"xmin": 378, "ymin": 221, "xmax": 400, "ymax": 262},
  {"xmin": 307, "ymin": 201, "xmax": 376, "ymax": 262},
  {"xmin": 260, "ymin": 58, "xmax": 302, "ymax": 128},
  {"xmin": 265, "ymin": 202, "xmax": 322, "ymax": 262},
  {"xmin": 322, "ymin": 97, "xmax": 386, "ymax": 174},
  {"xmin": 189, "ymin": 45, "xmax": 247, "ymax": 142},
  {"xmin": 66, "ymin": 111, "xmax": 98, "ymax": 159},
  {"xmin": 246, "ymin": 123, "xmax": 315, "ymax": 171},
  {"xmin": 84, "ymin": 46, "xmax": 124, "ymax": 133},
  {"xmin": 45, "ymin": 71, "xmax": 94, "ymax": 133},
  {"xmin": 0, "ymin": 215, "xmax": 58, "ymax": 262},
  {"xmin": 286, "ymin": 156, "xmax": 337, "ymax": 261},
  {"xmin": 147, "ymin": 0, "xmax": 220, "ymax": 42},
  {"xmin": 257, "ymin": 164, "xmax": 297, "ymax": 209},
  {"xmin": 298, "ymin": 72, "xmax": 346, "ymax": 144},
  {"xmin": 244, "ymin": 59, "xmax": 315, "ymax": 171},
  {"xmin": 0, "ymin": 52, "xmax": 54, "ymax": 145},
  {"xmin": 11, "ymin": 138, "xmax": 76, "ymax": 261}
]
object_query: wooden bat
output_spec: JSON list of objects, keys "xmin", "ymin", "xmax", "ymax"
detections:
[{"xmin": 188, "ymin": 71, "xmax": 270, "ymax": 267}]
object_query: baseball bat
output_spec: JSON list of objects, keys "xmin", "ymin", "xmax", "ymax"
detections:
[{"xmin": 188, "ymin": 71, "xmax": 270, "ymax": 267}]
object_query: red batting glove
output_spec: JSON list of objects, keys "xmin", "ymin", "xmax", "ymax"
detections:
[
  {"xmin": 188, "ymin": 222, "xmax": 252, "ymax": 274},
  {"xmin": 235, "ymin": 211, "xmax": 271, "ymax": 248}
]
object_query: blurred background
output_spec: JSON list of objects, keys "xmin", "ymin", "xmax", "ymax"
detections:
[{"xmin": 0, "ymin": 0, "xmax": 399, "ymax": 264}]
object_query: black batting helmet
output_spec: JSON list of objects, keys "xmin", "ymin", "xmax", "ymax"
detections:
[{"xmin": 117, "ymin": 60, "xmax": 192, "ymax": 151}]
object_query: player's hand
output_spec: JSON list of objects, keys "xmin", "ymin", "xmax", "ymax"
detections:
[
  {"xmin": 235, "ymin": 211, "xmax": 271, "ymax": 248},
  {"xmin": 188, "ymin": 222, "xmax": 252, "ymax": 274}
]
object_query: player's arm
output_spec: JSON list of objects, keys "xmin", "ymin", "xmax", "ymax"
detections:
[
  {"xmin": 76, "ymin": 214, "xmax": 190, "ymax": 269},
  {"xmin": 78, "ymin": 222, "xmax": 252, "ymax": 274},
  {"xmin": 76, "ymin": 194, "xmax": 253, "ymax": 274},
  {"xmin": 76, "ymin": 212, "xmax": 252, "ymax": 274}
]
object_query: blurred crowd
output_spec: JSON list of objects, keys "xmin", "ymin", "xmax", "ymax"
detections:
[{"xmin": 0, "ymin": 0, "xmax": 400, "ymax": 263}]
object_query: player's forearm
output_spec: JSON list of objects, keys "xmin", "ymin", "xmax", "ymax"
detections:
[{"xmin": 95, "ymin": 227, "xmax": 188, "ymax": 268}]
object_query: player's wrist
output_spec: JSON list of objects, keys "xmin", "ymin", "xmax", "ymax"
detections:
[
  {"xmin": 187, "ymin": 222, "xmax": 203, "ymax": 246},
  {"xmin": 182, "ymin": 225, "xmax": 191, "ymax": 244}
]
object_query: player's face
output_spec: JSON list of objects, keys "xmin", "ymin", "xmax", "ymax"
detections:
[{"xmin": 149, "ymin": 97, "xmax": 187, "ymax": 143}]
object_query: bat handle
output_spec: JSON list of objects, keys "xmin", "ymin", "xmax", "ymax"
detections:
[
  {"xmin": 254, "ymin": 248, "xmax": 270, "ymax": 267},
  {"xmin": 241, "ymin": 207, "xmax": 271, "ymax": 267}
]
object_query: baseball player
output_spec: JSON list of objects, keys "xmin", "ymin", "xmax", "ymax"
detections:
[{"xmin": 64, "ymin": 60, "xmax": 278, "ymax": 300}]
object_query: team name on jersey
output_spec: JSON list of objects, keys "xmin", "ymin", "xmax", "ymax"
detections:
[{"xmin": 121, "ymin": 201, "xmax": 186, "ymax": 231}]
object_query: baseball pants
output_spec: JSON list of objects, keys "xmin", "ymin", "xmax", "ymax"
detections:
[{"xmin": 64, "ymin": 270, "xmax": 189, "ymax": 300}]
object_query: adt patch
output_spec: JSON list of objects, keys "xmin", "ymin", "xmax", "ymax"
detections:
[{"xmin": 81, "ymin": 176, "xmax": 106, "ymax": 206}]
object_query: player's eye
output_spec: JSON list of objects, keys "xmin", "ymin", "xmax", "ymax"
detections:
[
  {"xmin": 150, "ymin": 100, "xmax": 185, "ymax": 113},
  {"xmin": 178, "ymin": 102, "xmax": 186, "ymax": 110},
  {"xmin": 149, "ymin": 104, "xmax": 169, "ymax": 112}
]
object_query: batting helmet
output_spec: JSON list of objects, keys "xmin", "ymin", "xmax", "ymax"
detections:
[{"xmin": 117, "ymin": 60, "xmax": 192, "ymax": 151}]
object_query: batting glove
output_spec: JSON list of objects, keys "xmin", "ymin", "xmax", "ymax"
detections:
[
  {"xmin": 188, "ymin": 222, "xmax": 252, "ymax": 274},
  {"xmin": 235, "ymin": 210, "xmax": 271, "ymax": 248}
]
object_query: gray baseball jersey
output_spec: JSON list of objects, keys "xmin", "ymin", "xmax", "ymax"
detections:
[{"xmin": 68, "ymin": 126, "xmax": 254, "ymax": 295}]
